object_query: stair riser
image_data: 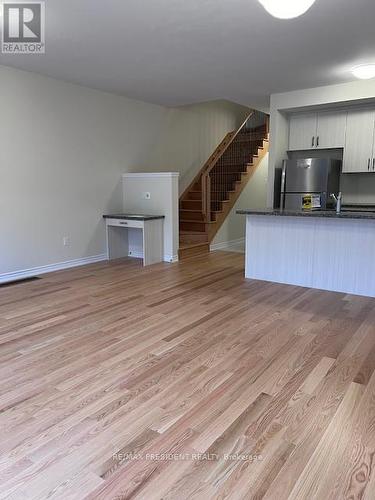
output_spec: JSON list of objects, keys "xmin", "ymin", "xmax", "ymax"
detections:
[
  {"xmin": 228, "ymin": 139, "xmax": 262, "ymax": 147},
  {"xmin": 180, "ymin": 233, "xmax": 208, "ymax": 244},
  {"xmin": 180, "ymin": 221, "xmax": 207, "ymax": 232},
  {"xmin": 231, "ymin": 148, "xmax": 263, "ymax": 157},
  {"xmin": 179, "ymin": 211, "xmax": 205, "ymax": 221},
  {"xmin": 210, "ymin": 183, "xmax": 237, "ymax": 190},
  {"xmin": 220, "ymin": 151, "xmax": 257, "ymax": 159},
  {"xmin": 211, "ymin": 174, "xmax": 242, "ymax": 181},
  {"xmin": 180, "ymin": 200, "xmax": 202, "ymax": 210},
  {"xmin": 214, "ymin": 164, "xmax": 250, "ymax": 171},
  {"xmin": 186, "ymin": 192, "xmax": 202, "ymax": 201},
  {"xmin": 218, "ymin": 158, "xmax": 253, "ymax": 165}
]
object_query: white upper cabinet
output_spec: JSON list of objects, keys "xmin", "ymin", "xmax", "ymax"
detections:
[
  {"xmin": 288, "ymin": 111, "xmax": 347, "ymax": 151},
  {"xmin": 343, "ymin": 109, "xmax": 375, "ymax": 173},
  {"xmin": 289, "ymin": 114, "xmax": 317, "ymax": 150},
  {"xmin": 316, "ymin": 111, "xmax": 347, "ymax": 149}
]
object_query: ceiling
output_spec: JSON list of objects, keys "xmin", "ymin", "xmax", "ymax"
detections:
[{"xmin": 1, "ymin": 0, "xmax": 375, "ymax": 110}]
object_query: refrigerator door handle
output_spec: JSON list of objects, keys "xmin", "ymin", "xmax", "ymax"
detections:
[{"xmin": 311, "ymin": 136, "xmax": 315, "ymax": 147}]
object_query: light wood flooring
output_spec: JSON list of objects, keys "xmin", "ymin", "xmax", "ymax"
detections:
[{"xmin": 1, "ymin": 251, "xmax": 375, "ymax": 499}]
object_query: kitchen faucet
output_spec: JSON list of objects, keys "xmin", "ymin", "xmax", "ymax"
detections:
[{"xmin": 330, "ymin": 192, "xmax": 342, "ymax": 214}]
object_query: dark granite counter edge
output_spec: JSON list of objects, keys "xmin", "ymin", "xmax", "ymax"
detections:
[
  {"xmin": 103, "ymin": 214, "xmax": 165, "ymax": 221},
  {"xmin": 236, "ymin": 209, "xmax": 375, "ymax": 220}
]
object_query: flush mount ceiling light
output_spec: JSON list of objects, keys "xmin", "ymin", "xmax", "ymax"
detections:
[
  {"xmin": 351, "ymin": 64, "xmax": 375, "ymax": 80},
  {"xmin": 258, "ymin": 0, "xmax": 317, "ymax": 19}
]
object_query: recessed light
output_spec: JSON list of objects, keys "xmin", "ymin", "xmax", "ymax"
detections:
[
  {"xmin": 258, "ymin": 0, "xmax": 317, "ymax": 19},
  {"xmin": 351, "ymin": 64, "xmax": 375, "ymax": 80}
]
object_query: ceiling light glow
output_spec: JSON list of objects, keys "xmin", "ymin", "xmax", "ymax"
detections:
[
  {"xmin": 258, "ymin": 0, "xmax": 317, "ymax": 19},
  {"xmin": 351, "ymin": 64, "xmax": 375, "ymax": 80}
]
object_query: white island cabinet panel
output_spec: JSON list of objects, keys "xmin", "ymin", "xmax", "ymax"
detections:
[
  {"xmin": 244, "ymin": 214, "xmax": 375, "ymax": 298},
  {"xmin": 312, "ymin": 218, "xmax": 375, "ymax": 295},
  {"xmin": 246, "ymin": 216, "xmax": 316, "ymax": 288}
]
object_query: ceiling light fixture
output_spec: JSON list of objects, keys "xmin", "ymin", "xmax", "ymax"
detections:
[
  {"xmin": 258, "ymin": 0, "xmax": 317, "ymax": 19},
  {"xmin": 351, "ymin": 64, "xmax": 375, "ymax": 80}
]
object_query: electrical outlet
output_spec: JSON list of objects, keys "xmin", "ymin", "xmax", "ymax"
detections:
[
  {"xmin": 63, "ymin": 236, "xmax": 70, "ymax": 247},
  {"xmin": 142, "ymin": 192, "xmax": 151, "ymax": 200}
]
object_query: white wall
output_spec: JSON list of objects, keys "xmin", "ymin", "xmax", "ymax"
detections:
[
  {"xmin": 268, "ymin": 79, "xmax": 375, "ymax": 207},
  {"xmin": 0, "ymin": 65, "xmax": 248, "ymax": 278},
  {"xmin": 122, "ymin": 173, "xmax": 179, "ymax": 262},
  {"xmin": 212, "ymin": 153, "xmax": 269, "ymax": 247}
]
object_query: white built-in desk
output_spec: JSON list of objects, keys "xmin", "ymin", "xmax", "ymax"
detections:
[{"xmin": 103, "ymin": 214, "xmax": 164, "ymax": 266}]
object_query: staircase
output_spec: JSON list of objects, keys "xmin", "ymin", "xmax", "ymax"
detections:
[{"xmin": 179, "ymin": 110, "xmax": 269, "ymax": 259}]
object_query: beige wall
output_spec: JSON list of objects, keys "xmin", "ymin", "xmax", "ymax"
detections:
[
  {"xmin": 212, "ymin": 153, "xmax": 269, "ymax": 246},
  {"xmin": 0, "ymin": 65, "xmax": 248, "ymax": 278}
]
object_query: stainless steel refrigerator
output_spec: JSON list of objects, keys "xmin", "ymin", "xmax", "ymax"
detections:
[{"xmin": 280, "ymin": 158, "xmax": 341, "ymax": 210}]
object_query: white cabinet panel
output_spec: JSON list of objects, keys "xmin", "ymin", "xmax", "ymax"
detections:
[
  {"xmin": 244, "ymin": 215, "xmax": 375, "ymax": 298},
  {"xmin": 245, "ymin": 215, "xmax": 315, "ymax": 288},
  {"xmin": 316, "ymin": 111, "xmax": 347, "ymax": 149},
  {"xmin": 343, "ymin": 109, "xmax": 375, "ymax": 173},
  {"xmin": 289, "ymin": 114, "xmax": 317, "ymax": 151}
]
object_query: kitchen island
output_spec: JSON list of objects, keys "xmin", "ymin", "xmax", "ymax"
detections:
[{"xmin": 237, "ymin": 209, "xmax": 375, "ymax": 298}]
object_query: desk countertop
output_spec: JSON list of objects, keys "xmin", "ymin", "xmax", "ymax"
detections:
[{"xmin": 103, "ymin": 214, "xmax": 165, "ymax": 221}]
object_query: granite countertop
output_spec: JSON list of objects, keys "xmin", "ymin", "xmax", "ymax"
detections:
[
  {"xmin": 236, "ymin": 209, "xmax": 375, "ymax": 220},
  {"xmin": 103, "ymin": 214, "xmax": 165, "ymax": 221}
]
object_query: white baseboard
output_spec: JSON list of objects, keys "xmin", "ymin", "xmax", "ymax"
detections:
[
  {"xmin": 128, "ymin": 251, "xmax": 179, "ymax": 263},
  {"xmin": 164, "ymin": 254, "xmax": 179, "ymax": 263},
  {"xmin": 210, "ymin": 238, "xmax": 245, "ymax": 252},
  {"xmin": 0, "ymin": 250, "xmax": 179, "ymax": 285},
  {"xmin": 0, "ymin": 254, "xmax": 107, "ymax": 284},
  {"xmin": 128, "ymin": 250, "xmax": 144, "ymax": 259}
]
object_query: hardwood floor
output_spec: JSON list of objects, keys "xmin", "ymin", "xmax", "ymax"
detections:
[{"xmin": 1, "ymin": 251, "xmax": 375, "ymax": 499}]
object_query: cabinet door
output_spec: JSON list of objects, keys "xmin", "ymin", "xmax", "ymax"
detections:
[
  {"xmin": 289, "ymin": 114, "xmax": 317, "ymax": 150},
  {"xmin": 316, "ymin": 111, "xmax": 347, "ymax": 149},
  {"xmin": 343, "ymin": 110, "xmax": 375, "ymax": 173}
]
